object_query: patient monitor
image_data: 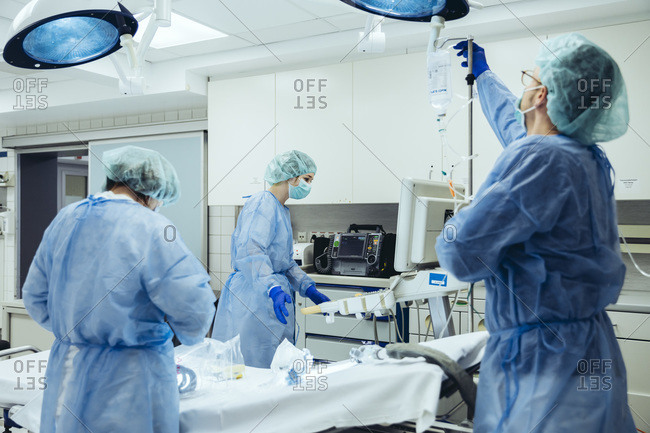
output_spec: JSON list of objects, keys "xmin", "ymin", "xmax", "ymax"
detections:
[
  {"xmin": 302, "ymin": 178, "xmax": 469, "ymax": 339},
  {"xmin": 394, "ymin": 178, "xmax": 464, "ymax": 272}
]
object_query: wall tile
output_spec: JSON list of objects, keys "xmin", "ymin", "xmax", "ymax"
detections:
[
  {"xmin": 208, "ymin": 216, "xmax": 221, "ymax": 235},
  {"xmin": 222, "ymin": 206, "xmax": 235, "ymax": 217},
  {"xmin": 220, "ymin": 254, "xmax": 232, "ymax": 273},
  {"xmin": 221, "ymin": 216, "xmax": 235, "ymax": 236},
  {"xmin": 220, "ymin": 236, "xmax": 231, "ymax": 253},
  {"xmin": 208, "ymin": 235, "xmax": 221, "ymax": 255},
  {"xmin": 208, "ymin": 253, "xmax": 220, "ymax": 273}
]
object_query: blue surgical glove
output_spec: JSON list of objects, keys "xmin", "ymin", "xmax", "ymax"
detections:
[
  {"xmin": 453, "ymin": 41, "xmax": 489, "ymax": 78},
  {"xmin": 305, "ymin": 285, "xmax": 330, "ymax": 305},
  {"xmin": 268, "ymin": 286, "xmax": 292, "ymax": 325}
]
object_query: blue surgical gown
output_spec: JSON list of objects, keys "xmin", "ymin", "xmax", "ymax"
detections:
[
  {"xmin": 22, "ymin": 195, "xmax": 216, "ymax": 433},
  {"xmin": 212, "ymin": 191, "xmax": 315, "ymax": 368},
  {"xmin": 435, "ymin": 71, "xmax": 636, "ymax": 433}
]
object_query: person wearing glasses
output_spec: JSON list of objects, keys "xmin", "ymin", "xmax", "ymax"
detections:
[{"xmin": 435, "ymin": 34, "xmax": 635, "ymax": 432}]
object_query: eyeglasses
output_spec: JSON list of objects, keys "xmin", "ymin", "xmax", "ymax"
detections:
[{"xmin": 521, "ymin": 70, "xmax": 542, "ymax": 87}]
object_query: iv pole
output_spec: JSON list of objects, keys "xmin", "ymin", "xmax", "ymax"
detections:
[
  {"xmin": 433, "ymin": 28, "xmax": 477, "ymax": 333},
  {"xmin": 466, "ymin": 37, "xmax": 476, "ymax": 334}
]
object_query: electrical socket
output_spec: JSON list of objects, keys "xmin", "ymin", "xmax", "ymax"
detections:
[
  {"xmin": 309, "ymin": 231, "xmax": 340, "ymax": 240},
  {"xmin": 297, "ymin": 232, "xmax": 307, "ymax": 242}
]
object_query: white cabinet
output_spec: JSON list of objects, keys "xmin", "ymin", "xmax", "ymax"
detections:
[
  {"xmin": 207, "ymin": 74, "xmax": 276, "ymax": 205},
  {"xmin": 352, "ymin": 53, "xmax": 448, "ymax": 203},
  {"xmin": 409, "ymin": 294, "xmax": 484, "ymax": 341},
  {"xmin": 2, "ymin": 302, "xmax": 55, "ymax": 352},
  {"xmin": 276, "ymin": 63, "xmax": 354, "ymax": 204},
  {"xmin": 608, "ymin": 310, "xmax": 650, "ymax": 431}
]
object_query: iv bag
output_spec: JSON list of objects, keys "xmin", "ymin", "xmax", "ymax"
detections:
[{"xmin": 427, "ymin": 49, "xmax": 452, "ymax": 116}]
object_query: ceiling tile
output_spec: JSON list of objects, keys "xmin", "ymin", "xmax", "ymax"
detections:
[
  {"xmin": 144, "ymin": 49, "xmax": 182, "ymax": 62},
  {"xmin": 172, "ymin": 0, "xmax": 249, "ymax": 35},
  {"xmin": 218, "ymin": 0, "xmax": 315, "ymax": 29},
  {"xmin": 322, "ymin": 13, "xmax": 368, "ymax": 31},
  {"xmin": 163, "ymin": 36, "xmax": 254, "ymax": 57},
  {"xmin": 287, "ymin": 0, "xmax": 363, "ymax": 18},
  {"xmin": 0, "ymin": 0, "xmax": 26, "ymax": 20},
  {"xmin": 236, "ymin": 18, "xmax": 339, "ymax": 44}
]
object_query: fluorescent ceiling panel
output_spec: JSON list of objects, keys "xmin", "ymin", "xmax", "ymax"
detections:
[{"xmin": 135, "ymin": 12, "xmax": 227, "ymax": 49}]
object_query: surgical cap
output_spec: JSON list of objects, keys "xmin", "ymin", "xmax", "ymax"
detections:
[
  {"xmin": 536, "ymin": 33, "xmax": 629, "ymax": 144},
  {"xmin": 102, "ymin": 145, "xmax": 180, "ymax": 206},
  {"xmin": 264, "ymin": 150, "xmax": 317, "ymax": 184}
]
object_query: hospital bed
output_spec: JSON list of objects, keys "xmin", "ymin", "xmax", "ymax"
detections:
[
  {"xmin": 0, "ymin": 342, "xmax": 44, "ymax": 433},
  {"xmin": 0, "ymin": 332, "xmax": 487, "ymax": 433}
]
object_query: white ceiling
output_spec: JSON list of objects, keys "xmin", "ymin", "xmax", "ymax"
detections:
[{"xmin": 0, "ymin": 0, "xmax": 649, "ymax": 130}]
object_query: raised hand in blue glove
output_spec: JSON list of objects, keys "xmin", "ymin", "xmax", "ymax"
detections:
[
  {"xmin": 305, "ymin": 285, "xmax": 330, "ymax": 305},
  {"xmin": 268, "ymin": 286, "xmax": 292, "ymax": 325},
  {"xmin": 453, "ymin": 41, "xmax": 489, "ymax": 78}
]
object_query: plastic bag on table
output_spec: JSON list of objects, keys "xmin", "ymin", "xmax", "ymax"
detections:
[
  {"xmin": 349, "ymin": 343, "xmax": 387, "ymax": 364},
  {"xmin": 270, "ymin": 339, "xmax": 314, "ymax": 386},
  {"xmin": 175, "ymin": 336, "xmax": 245, "ymax": 398}
]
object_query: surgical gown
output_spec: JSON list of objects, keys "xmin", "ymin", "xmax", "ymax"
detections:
[
  {"xmin": 435, "ymin": 71, "xmax": 636, "ymax": 433},
  {"xmin": 212, "ymin": 191, "xmax": 315, "ymax": 368},
  {"xmin": 22, "ymin": 194, "xmax": 216, "ymax": 433}
]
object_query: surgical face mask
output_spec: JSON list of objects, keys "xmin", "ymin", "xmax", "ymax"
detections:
[
  {"xmin": 514, "ymin": 85, "xmax": 544, "ymax": 129},
  {"xmin": 288, "ymin": 178, "xmax": 311, "ymax": 200}
]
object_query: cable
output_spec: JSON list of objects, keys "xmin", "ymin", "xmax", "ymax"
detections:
[
  {"xmin": 620, "ymin": 232, "xmax": 650, "ymax": 278},
  {"xmin": 416, "ymin": 302, "xmax": 422, "ymax": 343},
  {"xmin": 437, "ymin": 283, "xmax": 465, "ymax": 338},
  {"xmin": 389, "ymin": 308, "xmax": 404, "ymax": 343},
  {"xmin": 373, "ymin": 314, "xmax": 379, "ymax": 345}
]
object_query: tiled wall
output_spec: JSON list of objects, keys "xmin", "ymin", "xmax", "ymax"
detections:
[
  {"xmin": 208, "ymin": 205, "xmax": 236, "ymax": 293},
  {"xmin": 0, "ymin": 149, "xmax": 17, "ymax": 303}
]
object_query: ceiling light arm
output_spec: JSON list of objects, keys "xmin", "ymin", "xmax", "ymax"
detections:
[
  {"xmin": 428, "ymin": 16, "xmax": 446, "ymax": 53},
  {"xmin": 110, "ymin": 0, "xmax": 170, "ymax": 94},
  {"xmin": 357, "ymin": 15, "xmax": 385, "ymax": 53},
  {"xmin": 133, "ymin": 0, "xmax": 171, "ymax": 72},
  {"xmin": 134, "ymin": 13, "xmax": 158, "ymax": 69},
  {"xmin": 109, "ymin": 54, "xmax": 129, "ymax": 84}
]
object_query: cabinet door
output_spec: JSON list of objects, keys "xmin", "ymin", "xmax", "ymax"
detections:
[
  {"xmin": 208, "ymin": 74, "xmax": 276, "ymax": 205},
  {"xmin": 352, "ymin": 53, "xmax": 446, "ymax": 203},
  {"xmin": 618, "ymin": 339, "xmax": 650, "ymax": 431},
  {"xmin": 276, "ymin": 63, "xmax": 353, "ymax": 204}
]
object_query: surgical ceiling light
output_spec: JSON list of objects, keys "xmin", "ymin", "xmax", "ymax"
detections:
[
  {"xmin": 3, "ymin": 0, "xmax": 138, "ymax": 69},
  {"xmin": 3, "ymin": 0, "xmax": 178, "ymax": 95},
  {"xmin": 339, "ymin": 0, "xmax": 471, "ymax": 22}
]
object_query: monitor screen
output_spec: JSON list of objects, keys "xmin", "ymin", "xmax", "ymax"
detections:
[{"xmin": 338, "ymin": 235, "xmax": 366, "ymax": 257}]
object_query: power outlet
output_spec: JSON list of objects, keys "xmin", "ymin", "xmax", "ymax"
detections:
[
  {"xmin": 309, "ymin": 231, "xmax": 341, "ymax": 240},
  {"xmin": 297, "ymin": 232, "xmax": 307, "ymax": 242}
]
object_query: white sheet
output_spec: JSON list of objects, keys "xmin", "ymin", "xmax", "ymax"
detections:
[
  {"xmin": 0, "ymin": 351, "xmax": 49, "ymax": 408},
  {"xmin": 1, "ymin": 332, "xmax": 489, "ymax": 433},
  {"xmin": 180, "ymin": 331, "xmax": 489, "ymax": 433}
]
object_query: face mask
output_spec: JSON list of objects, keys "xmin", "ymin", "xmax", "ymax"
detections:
[
  {"xmin": 288, "ymin": 178, "xmax": 311, "ymax": 200},
  {"xmin": 514, "ymin": 84, "xmax": 544, "ymax": 129}
]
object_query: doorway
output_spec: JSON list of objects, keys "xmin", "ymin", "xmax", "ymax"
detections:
[{"xmin": 17, "ymin": 149, "xmax": 88, "ymax": 293}]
